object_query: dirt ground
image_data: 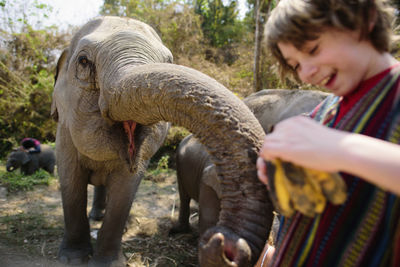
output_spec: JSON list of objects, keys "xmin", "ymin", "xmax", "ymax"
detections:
[{"xmin": 0, "ymin": 171, "xmax": 200, "ymax": 267}]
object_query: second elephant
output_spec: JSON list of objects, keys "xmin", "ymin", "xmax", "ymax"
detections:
[
  {"xmin": 6, "ymin": 144, "xmax": 56, "ymax": 175},
  {"xmin": 170, "ymin": 89, "xmax": 330, "ymax": 236}
]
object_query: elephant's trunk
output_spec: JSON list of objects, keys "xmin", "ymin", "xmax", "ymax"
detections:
[
  {"xmin": 6, "ymin": 164, "xmax": 15, "ymax": 172},
  {"xmin": 99, "ymin": 63, "xmax": 274, "ymax": 266}
]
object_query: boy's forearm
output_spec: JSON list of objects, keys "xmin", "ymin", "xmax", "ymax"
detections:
[{"xmin": 339, "ymin": 133, "xmax": 400, "ymax": 195}]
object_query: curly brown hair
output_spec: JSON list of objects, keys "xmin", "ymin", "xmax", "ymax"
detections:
[{"xmin": 264, "ymin": 0, "xmax": 396, "ymax": 81}]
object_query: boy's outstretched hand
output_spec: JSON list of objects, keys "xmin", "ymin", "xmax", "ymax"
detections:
[
  {"xmin": 257, "ymin": 115, "xmax": 400, "ymax": 197},
  {"xmin": 256, "ymin": 116, "xmax": 350, "ymax": 217},
  {"xmin": 258, "ymin": 116, "xmax": 345, "ymax": 174}
]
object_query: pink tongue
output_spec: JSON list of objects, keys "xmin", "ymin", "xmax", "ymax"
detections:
[{"xmin": 123, "ymin": 120, "xmax": 137, "ymax": 159}]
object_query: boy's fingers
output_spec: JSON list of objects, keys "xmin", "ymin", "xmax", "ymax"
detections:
[
  {"xmin": 256, "ymin": 156, "xmax": 264, "ymax": 168},
  {"xmin": 258, "ymin": 170, "xmax": 269, "ymax": 186}
]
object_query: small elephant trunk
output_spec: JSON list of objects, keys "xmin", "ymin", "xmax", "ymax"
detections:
[
  {"xmin": 99, "ymin": 63, "xmax": 274, "ymax": 266},
  {"xmin": 6, "ymin": 163, "xmax": 15, "ymax": 172}
]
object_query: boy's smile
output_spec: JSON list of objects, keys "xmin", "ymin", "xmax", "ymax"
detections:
[{"xmin": 277, "ymin": 29, "xmax": 396, "ymax": 96}]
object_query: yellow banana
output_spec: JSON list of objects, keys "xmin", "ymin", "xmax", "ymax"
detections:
[
  {"xmin": 266, "ymin": 159, "xmax": 347, "ymax": 218},
  {"xmin": 304, "ymin": 168, "xmax": 347, "ymax": 205},
  {"xmin": 304, "ymin": 171, "xmax": 327, "ymax": 213},
  {"xmin": 266, "ymin": 160, "xmax": 295, "ymax": 217},
  {"xmin": 279, "ymin": 161, "xmax": 326, "ymax": 217}
]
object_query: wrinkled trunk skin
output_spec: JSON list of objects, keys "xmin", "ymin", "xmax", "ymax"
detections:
[{"xmin": 99, "ymin": 62, "xmax": 274, "ymax": 266}]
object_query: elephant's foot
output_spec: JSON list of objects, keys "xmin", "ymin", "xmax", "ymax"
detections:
[
  {"xmin": 89, "ymin": 250, "xmax": 126, "ymax": 267},
  {"xmin": 89, "ymin": 208, "xmax": 105, "ymax": 221},
  {"xmin": 58, "ymin": 240, "xmax": 93, "ymax": 265},
  {"xmin": 169, "ymin": 222, "xmax": 192, "ymax": 235}
]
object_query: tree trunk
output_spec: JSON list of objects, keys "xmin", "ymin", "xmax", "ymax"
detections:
[
  {"xmin": 253, "ymin": 0, "xmax": 262, "ymax": 92},
  {"xmin": 253, "ymin": 0, "xmax": 273, "ymax": 92}
]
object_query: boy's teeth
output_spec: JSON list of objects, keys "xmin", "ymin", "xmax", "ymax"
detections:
[{"xmin": 321, "ymin": 76, "xmax": 330, "ymax": 86}]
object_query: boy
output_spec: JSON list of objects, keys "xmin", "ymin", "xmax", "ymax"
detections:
[
  {"xmin": 256, "ymin": 0, "xmax": 400, "ymax": 266},
  {"xmin": 21, "ymin": 137, "xmax": 41, "ymax": 154}
]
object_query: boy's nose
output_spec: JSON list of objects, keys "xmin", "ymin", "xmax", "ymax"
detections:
[{"xmin": 298, "ymin": 63, "xmax": 318, "ymax": 84}]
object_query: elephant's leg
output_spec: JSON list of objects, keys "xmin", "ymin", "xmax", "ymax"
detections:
[
  {"xmin": 89, "ymin": 185, "xmax": 106, "ymax": 221},
  {"xmin": 58, "ymin": 167, "xmax": 92, "ymax": 264},
  {"xmin": 29, "ymin": 156, "xmax": 40, "ymax": 174},
  {"xmin": 89, "ymin": 171, "xmax": 141, "ymax": 266},
  {"xmin": 57, "ymin": 131, "xmax": 93, "ymax": 264},
  {"xmin": 21, "ymin": 164, "xmax": 32, "ymax": 176},
  {"xmin": 169, "ymin": 172, "xmax": 192, "ymax": 234},
  {"xmin": 198, "ymin": 182, "xmax": 220, "ymax": 235},
  {"xmin": 22, "ymin": 162, "xmax": 36, "ymax": 176},
  {"xmin": 43, "ymin": 163, "xmax": 55, "ymax": 175}
]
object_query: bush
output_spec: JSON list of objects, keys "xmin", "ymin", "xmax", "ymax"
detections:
[
  {"xmin": 149, "ymin": 126, "xmax": 190, "ymax": 170},
  {"xmin": 0, "ymin": 169, "xmax": 55, "ymax": 192},
  {"xmin": 0, "ymin": 2, "xmax": 68, "ymax": 158}
]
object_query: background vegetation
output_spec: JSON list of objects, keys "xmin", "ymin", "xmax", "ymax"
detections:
[
  {"xmin": 0, "ymin": 1, "xmax": 399, "ymax": 266},
  {"xmin": 0, "ymin": 0, "xmax": 280, "ymax": 159},
  {"xmin": 0, "ymin": 0, "xmax": 399, "ymax": 159}
]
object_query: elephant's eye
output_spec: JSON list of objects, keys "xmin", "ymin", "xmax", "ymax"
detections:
[
  {"xmin": 76, "ymin": 55, "xmax": 96, "ymax": 87},
  {"xmin": 78, "ymin": 56, "xmax": 90, "ymax": 67}
]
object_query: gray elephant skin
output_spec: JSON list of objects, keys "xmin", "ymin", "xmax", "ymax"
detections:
[
  {"xmin": 6, "ymin": 144, "xmax": 56, "ymax": 175},
  {"xmin": 171, "ymin": 89, "xmax": 330, "ymax": 237},
  {"xmin": 51, "ymin": 16, "xmax": 273, "ymax": 267}
]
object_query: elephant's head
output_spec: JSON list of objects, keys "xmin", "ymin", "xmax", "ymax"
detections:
[
  {"xmin": 52, "ymin": 16, "xmax": 173, "ymax": 170},
  {"xmin": 52, "ymin": 16, "xmax": 273, "ymax": 266},
  {"xmin": 6, "ymin": 149, "xmax": 30, "ymax": 172}
]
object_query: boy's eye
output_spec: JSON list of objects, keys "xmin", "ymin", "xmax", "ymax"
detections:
[{"xmin": 309, "ymin": 44, "xmax": 319, "ymax": 55}]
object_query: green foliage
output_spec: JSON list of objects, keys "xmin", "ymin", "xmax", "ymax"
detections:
[
  {"xmin": 242, "ymin": 0, "xmax": 276, "ymax": 32},
  {"xmin": 0, "ymin": 1, "xmax": 68, "ymax": 158},
  {"xmin": 149, "ymin": 126, "xmax": 190, "ymax": 170},
  {"xmin": 195, "ymin": 0, "xmax": 246, "ymax": 47},
  {"xmin": 159, "ymin": 4, "xmax": 204, "ymax": 58},
  {"xmin": 157, "ymin": 155, "xmax": 170, "ymax": 171},
  {"xmin": 101, "ymin": 0, "xmax": 204, "ymax": 58},
  {"xmin": 164, "ymin": 126, "xmax": 191, "ymax": 150},
  {"xmin": 146, "ymin": 155, "xmax": 174, "ymax": 179},
  {"xmin": 0, "ymin": 169, "xmax": 55, "ymax": 192},
  {"xmin": 0, "ymin": 0, "xmax": 54, "ymax": 33},
  {"xmin": 0, "ymin": 0, "xmax": 288, "ymax": 161}
]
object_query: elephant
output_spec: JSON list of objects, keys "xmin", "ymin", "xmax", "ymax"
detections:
[
  {"xmin": 51, "ymin": 16, "xmax": 273, "ymax": 267},
  {"xmin": 6, "ymin": 144, "xmax": 56, "ymax": 175},
  {"xmin": 243, "ymin": 89, "xmax": 330, "ymax": 133},
  {"xmin": 170, "ymin": 89, "xmax": 330, "ymax": 237}
]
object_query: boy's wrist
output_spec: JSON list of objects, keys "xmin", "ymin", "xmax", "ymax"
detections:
[
  {"xmin": 337, "ymin": 133, "xmax": 379, "ymax": 178},
  {"xmin": 334, "ymin": 132, "xmax": 360, "ymax": 174}
]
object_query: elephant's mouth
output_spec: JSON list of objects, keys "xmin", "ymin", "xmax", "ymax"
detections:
[{"xmin": 123, "ymin": 120, "xmax": 138, "ymax": 172}]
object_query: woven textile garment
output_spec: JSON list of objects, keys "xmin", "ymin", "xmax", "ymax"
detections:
[{"xmin": 269, "ymin": 65, "xmax": 400, "ymax": 267}]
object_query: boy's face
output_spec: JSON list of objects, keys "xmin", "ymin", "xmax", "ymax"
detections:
[{"xmin": 278, "ymin": 29, "xmax": 382, "ymax": 96}]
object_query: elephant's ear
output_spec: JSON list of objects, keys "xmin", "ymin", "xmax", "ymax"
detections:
[
  {"xmin": 51, "ymin": 49, "xmax": 68, "ymax": 122},
  {"xmin": 202, "ymin": 164, "xmax": 222, "ymax": 199},
  {"xmin": 21, "ymin": 152, "xmax": 31, "ymax": 165}
]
